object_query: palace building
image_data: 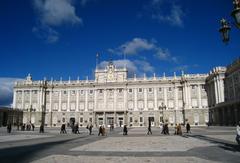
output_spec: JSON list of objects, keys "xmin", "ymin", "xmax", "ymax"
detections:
[{"xmin": 13, "ymin": 61, "xmax": 210, "ymax": 127}]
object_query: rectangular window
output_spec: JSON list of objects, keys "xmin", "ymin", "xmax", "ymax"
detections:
[
  {"xmin": 99, "ymin": 89, "xmax": 103, "ymax": 93},
  {"xmin": 178, "ymin": 87, "xmax": 182, "ymax": 91},
  {"xmin": 130, "ymin": 117, "xmax": 133, "ymax": 123},
  {"xmin": 140, "ymin": 117, "xmax": 143, "ymax": 123},
  {"xmin": 71, "ymin": 90, "xmax": 75, "ymax": 95},
  {"xmin": 63, "ymin": 91, "xmax": 67, "ymax": 94},
  {"xmin": 168, "ymin": 87, "xmax": 172, "ymax": 91},
  {"xmin": 80, "ymin": 90, "xmax": 84, "ymax": 95},
  {"xmin": 119, "ymin": 89, "xmax": 123, "ymax": 93},
  {"xmin": 89, "ymin": 90, "xmax": 93, "ymax": 94},
  {"xmin": 138, "ymin": 88, "xmax": 143, "ymax": 93},
  {"xmin": 148, "ymin": 88, "xmax": 153, "ymax": 93},
  {"xmin": 129, "ymin": 89, "xmax": 133, "ymax": 93},
  {"xmin": 89, "ymin": 118, "xmax": 92, "ymax": 123},
  {"xmin": 159, "ymin": 88, "xmax": 162, "ymax": 92},
  {"xmin": 80, "ymin": 117, "xmax": 83, "ymax": 123}
]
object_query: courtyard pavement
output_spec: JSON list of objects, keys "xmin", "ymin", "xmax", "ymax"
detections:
[{"xmin": 0, "ymin": 126, "xmax": 239, "ymax": 163}]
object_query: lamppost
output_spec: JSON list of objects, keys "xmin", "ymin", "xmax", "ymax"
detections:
[
  {"xmin": 219, "ymin": 0, "xmax": 240, "ymax": 43},
  {"xmin": 29, "ymin": 104, "xmax": 33, "ymax": 123},
  {"xmin": 182, "ymin": 102, "xmax": 186, "ymax": 126},
  {"xmin": 159, "ymin": 102, "xmax": 167, "ymax": 123},
  {"xmin": 40, "ymin": 78, "xmax": 47, "ymax": 133}
]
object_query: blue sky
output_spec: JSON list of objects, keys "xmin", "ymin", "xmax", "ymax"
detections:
[{"xmin": 0, "ymin": 0, "xmax": 239, "ymax": 106}]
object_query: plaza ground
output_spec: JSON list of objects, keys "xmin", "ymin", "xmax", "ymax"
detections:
[{"xmin": 0, "ymin": 126, "xmax": 239, "ymax": 163}]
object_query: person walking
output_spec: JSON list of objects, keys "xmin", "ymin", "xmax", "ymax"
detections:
[
  {"xmin": 32, "ymin": 123, "xmax": 35, "ymax": 131},
  {"xmin": 60, "ymin": 124, "xmax": 67, "ymax": 134},
  {"xmin": 39, "ymin": 124, "xmax": 44, "ymax": 133},
  {"xmin": 236, "ymin": 121, "xmax": 240, "ymax": 145},
  {"xmin": 186, "ymin": 123, "xmax": 191, "ymax": 133},
  {"xmin": 177, "ymin": 124, "xmax": 182, "ymax": 135},
  {"xmin": 98, "ymin": 125, "xmax": 103, "ymax": 136},
  {"xmin": 123, "ymin": 125, "xmax": 128, "ymax": 135},
  {"xmin": 7, "ymin": 123, "xmax": 12, "ymax": 133},
  {"xmin": 75, "ymin": 123, "xmax": 80, "ymax": 134},
  {"xmin": 147, "ymin": 124, "xmax": 152, "ymax": 135},
  {"xmin": 89, "ymin": 124, "xmax": 93, "ymax": 135}
]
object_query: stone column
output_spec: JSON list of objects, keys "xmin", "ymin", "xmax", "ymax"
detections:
[
  {"xmin": 163, "ymin": 87, "xmax": 167, "ymax": 109},
  {"xmin": 76, "ymin": 90, "xmax": 79, "ymax": 112},
  {"xmin": 214, "ymin": 78, "xmax": 219, "ymax": 104},
  {"xmin": 49, "ymin": 89, "xmax": 52, "ymax": 112},
  {"xmin": 124, "ymin": 88, "xmax": 127, "ymax": 111},
  {"xmin": 154, "ymin": 87, "xmax": 158, "ymax": 110},
  {"xmin": 85, "ymin": 89, "xmax": 89, "ymax": 111},
  {"xmin": 113, "ymin": 89, "xmax": 117, "ymax": 112},
  {"xmin": 94, "ymin": 89, "xmax": 97, "ymax": 112},
  {"xmin": 67, "ymin": 90, "xmax": 70, "ymax": 112},
  {"xmin": 174, "ymin": 86, "xmax": 178, "ymax": 110},
  {"xmin": 144, "ymin": 88, "xmax": 147, "ymax": 110},
  {"xmin": 220, "ymin": 78, "xmax": 225, "ymax": 102},
  {"xmin": 187, "ymin": 84, "xmax": 192, "ymax": 109},
  {"xmin": 30, "ymin": 89, "xmax": 32, "ymax": 106},
  {"xmin": 39, "ymin": 88, "xmax": 43, "ymax": 111},
  {"xmin": 182, "ymin": 83, "xmax": 187, "ymax": 108},
  {"xmin": 103, "ymin": 89, "xmax": 107, "ymax": 111},
  {"xmin": 134, "ymin": 88, "xmax": 138, "ymax": 111},
  {"xmin": 59, "ymin": 90, "xmax": 62, "ymax": 112},
  {"xmin": 198, "ymin": 84, "xmax": 202, "ymax": 108},
  {"xmin": 13, "ymin": 90, "xmax": 16, "ymax": 109},
  {"xmin": 22, "ymin": 90, "xmax": 24, "ymax": 109}
]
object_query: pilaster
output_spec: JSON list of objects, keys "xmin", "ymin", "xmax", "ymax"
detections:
[
  {"xmin": 67, "ymin": 90, "xmax": 70, "ymax": 112},
  {"xmin": 198, "ymin": 85, "xmax": 202, "ymax": 108},
  {"xmin": 154, "ymin": 87, "xmax": 158, "ymax": 110},
  {"xmin": 59, "ymin": 90, "xmax": 62, "ymax": 112},
  {"xmin": 144, "ymin": 88, "xmax": 147, "ymax": 110},
  {"xmin": 85, "ymin": 89, "xmax": 89, "ymax": 111},
  {"xmin": 134, "ymin": 88, "xmax": 138, "ymax": 111}
]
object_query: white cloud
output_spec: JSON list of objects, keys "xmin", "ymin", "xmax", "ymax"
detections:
[
  {"xmin": 34, "ymin": 0, "xmax": 82, "ymax": 26},
  {"xmin": 148, "ymin": 0, "xmax": 185, "ymax": 27},
  {"xmin": 33, "ymin": 0, "xmax": 81, "ymax": 43},
  {"xmin": 108, "ymin": 38, "xmax": 155, "ymax": 55},
  {"xmin": 108, "ymin": 37, "xmax": 177, "ymax": 63},
  {"xmin": 152, "ymin": 4, "xmax": 184, "ymax": 27},
  {"xmin": 32, "ymin": 25, "xmax": 59, "ymax": 43},
  {"xmin": 98, "ymin": 59, "xmax": 154, "ymax": 77},
  {"xmin": 134, "ymin": 60, "xmax": 155, "ymax": 73},
  {"xmin": 0, "ymin": 78, "xmax": 23, "ymax": 107}
]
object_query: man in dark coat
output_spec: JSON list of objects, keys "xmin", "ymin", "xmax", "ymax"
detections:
[
  {"xmin": 186, "ymin": 123, "xmax": 191, "ymax": 133},
  {"xmin": 7, "ymin": 123, "xmax": 12, "ymax": 133},
  {"xmin": 123, "ymin": 125, "xmax": 128, "ymax": 135}
]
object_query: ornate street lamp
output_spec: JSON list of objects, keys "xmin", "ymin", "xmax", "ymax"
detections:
[
  {"xmin": 219, "ymin": 19, "xmax": 231, "ymax": 43},
  {"xmin": 231, "ymin": 0, "xmax": 240, "ymax": 27},
  {"xmin": 219, "ymin": 0, "xmax": 240, "ymax": 44},
  {"xmin": 40, "ymin": 79, "xmax": 47, "ymax": 133}
]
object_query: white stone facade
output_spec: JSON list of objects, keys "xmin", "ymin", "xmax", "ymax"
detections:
[
  {"xmin": 206, "ymin": 58, "xmax": 240, "ymax": 125},
  {"xmin": 13, "ymin": 62, "xmax": 209, "ymax": 127}
]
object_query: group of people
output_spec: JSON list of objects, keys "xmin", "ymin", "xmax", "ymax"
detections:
[
  {"xmin": 98, "ymin": 125, "xmax": 106, "ymax": 136},
  {"xmin": 161, "ymin": 123, "xmax": 169, "ymax": 135}
]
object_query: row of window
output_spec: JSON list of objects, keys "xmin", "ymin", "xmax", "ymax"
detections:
[{"xmin": 17, "ymin": 85, "xmax": 205, "ymax": 96}]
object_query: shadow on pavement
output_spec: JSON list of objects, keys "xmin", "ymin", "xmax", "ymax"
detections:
[
  {"xmin": 0, "ymin": 136, "xmax": 85, "ymax": 163},
  {"xmin": 187, "ymin": 134, "xmax": 240, "ymax": 152}
]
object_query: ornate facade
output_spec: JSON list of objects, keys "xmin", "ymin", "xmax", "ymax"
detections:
[
  {"xmin": 13, "ymin": 62, "xmax": 209, "ymax": 127},
  {"xmin": 207, "ymin": 58, "xmax": 240, "ymax": 125}
]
